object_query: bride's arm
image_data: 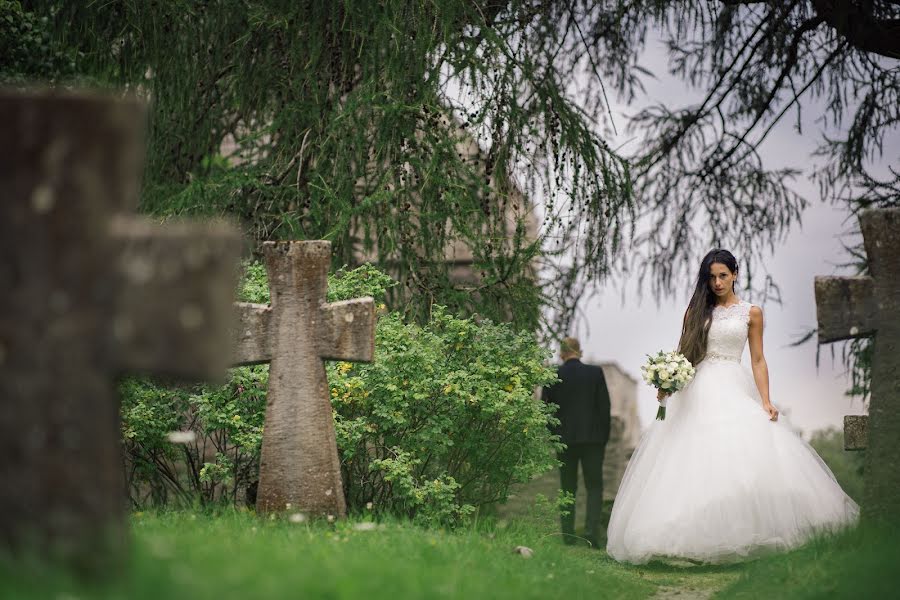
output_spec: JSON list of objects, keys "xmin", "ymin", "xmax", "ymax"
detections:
[{"xmin": 748, "ymin": 306, "xmax": 778, "ymax": 421}]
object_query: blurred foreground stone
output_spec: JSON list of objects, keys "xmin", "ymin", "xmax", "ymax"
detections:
[{"xmin": 0, "ymin": 89, "xmax": 241, "ymax": 570}]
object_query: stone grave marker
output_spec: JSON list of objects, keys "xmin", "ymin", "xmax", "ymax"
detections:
[
  {"xmin": 815, "ymin": 207, "xmax": 900, "ymax": 522},
  {"xmin": 0, "ymin": 89, "xmax": 241, "ymax": 567},
  {"xmin": 233, "ymin": 241, "xmax": 375, "ymax": 517}
]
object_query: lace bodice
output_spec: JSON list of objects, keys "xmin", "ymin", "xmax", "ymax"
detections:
[{"xmin": 704, "ymin": 300, "xmax": 753, "ymax": 363}]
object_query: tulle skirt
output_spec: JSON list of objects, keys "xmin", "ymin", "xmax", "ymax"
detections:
[{"xmin": 606, "ymin": 358, "xmax": 859, "ymax": 564}]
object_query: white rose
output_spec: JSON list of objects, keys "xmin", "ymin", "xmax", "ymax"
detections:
[
  {"xmin": 659, "ymin": 370, "xmax": 671, "ymax": 381},
  {"xmin": 661, "ymin": 381, "xmax": 672, "ymax": 389}
]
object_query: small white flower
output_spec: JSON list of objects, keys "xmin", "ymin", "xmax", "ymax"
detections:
[
  {"xmin": 327, "ymin": 514, "xmax": 335, "ymax": 523},
  {"xmin": 366, "ymin": 502, "xmax": 374, "ymax": 510},
  {"xmin": 353, "ymin": 521, "xmax": 377, "ymax": 531},
  {"xmin": 288, "ymin": 513, "xmax": 306, "ymax": 523},
  {"xmin": 166, "ymin": 431, "xmax": 196, "ymax": 444}
]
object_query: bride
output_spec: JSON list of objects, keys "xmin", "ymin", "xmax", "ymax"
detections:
[{"xmin": 606, "ymin": 249, "xmax": 859, "ymax": 564}]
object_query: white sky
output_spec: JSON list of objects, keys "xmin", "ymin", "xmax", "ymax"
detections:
[{"xmin": 574, "ymin": 37, "xmax": 897, "ymax": 435}]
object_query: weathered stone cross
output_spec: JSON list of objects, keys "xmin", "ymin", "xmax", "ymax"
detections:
[
  {"xmin": 0, "ymin": 90, "xmax": 241, "ymax": 567},
  {"xmin": 815, "ymin": 208, "xmax": 900, "ymax": 522},
  {"xmin": 233, "ymin": 241, "xmax": 375, "ymax": 516}
]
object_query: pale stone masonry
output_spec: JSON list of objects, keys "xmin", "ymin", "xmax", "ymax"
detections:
[{"xmin": 599, "ymin": 362, "xmax": 641, "ymax": 500}]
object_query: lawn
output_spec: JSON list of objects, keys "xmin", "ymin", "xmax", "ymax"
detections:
[
  {"xmin": 0, "ymin": 508, "xmax": 654, "ymax": 600},
  {"xmin": 718, "ymin": 523, "xmax": 900, "ymax": 599},
  {"xmin": 1, "ymin": 508, "xmax": 896, "ymax": 599}
]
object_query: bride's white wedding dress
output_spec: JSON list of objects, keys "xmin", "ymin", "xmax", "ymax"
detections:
[{"xmin": 606, "ymin": 300, "xmax": 859, "ymax": 564}]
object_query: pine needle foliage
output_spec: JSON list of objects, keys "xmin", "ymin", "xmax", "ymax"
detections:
[
  {"xmin": 10, "ymin": 1, "xmax": 895, "ymax": 348},
  {"xmin": 599, "ymin": 1, "xmax": 899, "ymax": 299},
  {"xmin": 21, "ymin": 0, "xmax": 637, "ymax": 335}
]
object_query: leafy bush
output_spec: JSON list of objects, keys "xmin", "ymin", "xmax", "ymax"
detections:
[
  {"xmin": 330, "ymin": 306, "xmax": 559, "ymax": 526},
  {"xmin": 120, "ymin": 263, "xmax": 559, "ymax": 525},
  {"xmin": 120, "ymin": 361, "xmax": 267, "ymax": 508},
  {"xmin": 0, "ymin": 1, "xmax": 78, "ymax": 83},
  {"xmin": 121, "ymin": 260, "xmax": 271, "ymax": 508}
]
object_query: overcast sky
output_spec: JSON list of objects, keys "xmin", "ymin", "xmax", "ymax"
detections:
[{"xmin": 573, "ymin": 37, "xmax": 897, "ymax": 436}]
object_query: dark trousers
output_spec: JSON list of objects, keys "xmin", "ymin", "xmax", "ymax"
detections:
[{"xmin": 558, "ymin": 442, "xmax": 606, "ymax": 544}]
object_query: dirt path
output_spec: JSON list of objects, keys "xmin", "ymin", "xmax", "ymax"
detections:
[
  {"xmin": 649, "ymin": 583, "xmax": 728, "ymax": 600},
  {"xmin": 638, "ymin": 562, "xmax": 741, "ymax": 600}
]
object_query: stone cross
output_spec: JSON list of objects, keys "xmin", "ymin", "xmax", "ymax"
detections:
[
  {"xmin": 233, "ymin": 241, "xmax": 375, "ymax": 516},
  {"xmin": 0, "ymin": 90, "xmax": 241, "ymax": 568},
  {"xmin": 815, "ymin": 208, "xmax": 900, "ymax": 522}
]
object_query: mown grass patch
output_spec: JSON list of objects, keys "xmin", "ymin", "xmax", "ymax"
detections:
[
  {"xmin": 0, "ymin": 510, "xmax": 654, "ymax": 599},
  {"xmin": 716, "ymin": 523, "xmax": 900, "ymax": 599},
  {"xmin": 5, "ymin": 509, "xmax": 893, "ymax": 599}
]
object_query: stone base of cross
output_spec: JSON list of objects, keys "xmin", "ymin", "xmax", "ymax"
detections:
[
  {"xmin": 815, "ymin": 208, "xmax": 900, "ymax": 522},
  {"xmin": 233, "ymin": 241, "xmax": 375, "ymax": 517}
]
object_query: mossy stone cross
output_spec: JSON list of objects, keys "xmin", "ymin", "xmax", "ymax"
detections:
[
  {"xmin": 233, "ymin": 241, "xmax": 375, "ymax": 517},
  {"xmin": 815, "ymin": 208, "xmax": 900, "ymax": 522}
]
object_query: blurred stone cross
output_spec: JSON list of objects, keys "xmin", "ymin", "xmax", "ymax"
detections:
[
  {"xmin": 232, "ymin": 241, "xmax": 375, "ymax": 517},
  {"xmin": 815, "ymin": 208, "xmax": 900, "ymax": 522},
  {"xmin": 0, "ymin": 90, "xmax": 241, "ymax": 569}
]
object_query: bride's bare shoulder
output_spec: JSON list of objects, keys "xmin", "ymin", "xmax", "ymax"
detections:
[{"xmin": 748, "ymin": 304, "xmax": 764, "ymax": 323}]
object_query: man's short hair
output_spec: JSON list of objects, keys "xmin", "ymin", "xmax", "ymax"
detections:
[{"xmin": 561, "ymin": 337, "xmax": 582, "ymax": 358}]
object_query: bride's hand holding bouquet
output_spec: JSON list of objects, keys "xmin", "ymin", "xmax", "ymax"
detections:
[{"xmin": 640, "ymin": 351, "xmax": 695, "ymax": 420}]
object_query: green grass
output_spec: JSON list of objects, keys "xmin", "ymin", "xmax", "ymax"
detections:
[
  {"xmin": 3, "ymin": 509, "xmax": 897, "ymax": 599},
  {"xmin": 0, "ymin": 509, "xmax": 654, "ymax": 600},
  {"xmin": 716, "ymin": 523, "xmax": 900, "ymax": 599}
]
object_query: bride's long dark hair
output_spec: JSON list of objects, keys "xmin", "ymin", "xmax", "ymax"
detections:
[{"xmin": 677, "ymin": 249, "xmax": 739, "ymax": 366}]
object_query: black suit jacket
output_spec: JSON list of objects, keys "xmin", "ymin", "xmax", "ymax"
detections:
[{"xmin": 542, "ymin": 359, "xmax": 611, "ymax": 446}]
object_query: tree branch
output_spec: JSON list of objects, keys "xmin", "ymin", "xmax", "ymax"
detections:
[
  {"xmin": 711, "ymin": 14, "xmax": 826, "ymax": 169},
  {"xmin": 811, "ymin": 0, "xmax": 900, "ymax": 59}
]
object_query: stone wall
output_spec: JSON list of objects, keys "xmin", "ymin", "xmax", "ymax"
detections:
[{"xmin": 600, "ymin": 361, "xmax": 641, "ymax": 499}]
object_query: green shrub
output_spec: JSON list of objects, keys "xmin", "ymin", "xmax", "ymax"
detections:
[
  {"xmin": 330, "ymin": 305, "xmax": 559, "ymax": 526},
  {"xmin": 120, "ymin": 260, "xmax": 271, "ymax": 508},
  {"xmin": 0, "ymin": 1, "xmax": 78, "ymax": 83},
  {"xmin": 120, "ymin": 263, "xmax": 559, "ymax": 525}
]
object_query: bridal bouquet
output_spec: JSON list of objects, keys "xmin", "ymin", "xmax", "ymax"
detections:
[{"xmin": 640, "ymin": 351, "xmax": 695, "ymax": 420}]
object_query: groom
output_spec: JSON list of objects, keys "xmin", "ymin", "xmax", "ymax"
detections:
[{"xmin": 542, "ymin": 337, "xmax": 611, "ymax": 548}]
